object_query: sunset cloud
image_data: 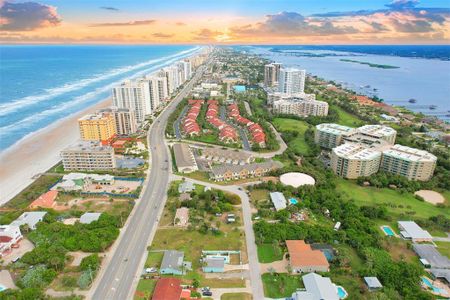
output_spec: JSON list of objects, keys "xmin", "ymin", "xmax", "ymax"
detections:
[
  {"xmin": 0, "ymin": 1, "xmax": 61, "ymax": 31},
  {"xmin": 0, "ymin": 0, "xmax": 448, "ymax": 44},
  {"xmin": 152, "ymin": 32, "xmax": 174, "ymax": 38},
  {"xmin": 89, "ymin": 19, "xmax": 156, "ymax": 27},
  {"xmin": 230, "ymin": 11, "xmax": 359, "ymax": 38}
]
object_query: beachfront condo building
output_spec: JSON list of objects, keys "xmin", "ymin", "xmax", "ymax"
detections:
[
  {"xmin": 380, "ymin": 145, "xmax": 437, "ymax": 181},
  {"xmin": 78, "ymin": 112, "xmax": 116, "ymax": 142},
  {"xmin": 98, "ymin": 107, "xmax": 137, "ymax": 136},
  {"xmin": 315, "ymin": 123, "xmax": 356, "ymax": 149},
  {"xmin": 161, "ymin": 66, "xmax": 181, "ymax": 95},
  {"xmin": 61, "ymin": 141, "xmax": 116, "ymax": 171},
  {"xmin": 264, "ymin": 63, "xmax": 282, "ymax": 87},
  {"xmin": 273, "ymin": 98, "xmax": 329, "ymax": 117},
  {"xmin": 140, "ymin": 75, "xmax": 169, "ymax": 109},
  {"xmin": 278, "ymin": 68, "xmax": 306, "ymax": 94},
  {"xmin": 331, "ymin": 143, "xmax": 382, "ymax": 179},
  {"xmin": 112, "ymin": 80, "xmax": 147, "ymax": 123},
  {"xmin": 112, "ymin": 75, "xmax": 168, "ymax": 124}
]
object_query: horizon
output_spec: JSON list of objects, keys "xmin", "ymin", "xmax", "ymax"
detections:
[{"xmin": 1, "ymin": 0, "xmax": 450, "ymax": 44}]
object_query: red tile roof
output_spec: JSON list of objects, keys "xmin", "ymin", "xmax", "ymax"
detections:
[
  {"xmin": 0, "ymin": 236, "xmax": 13, "ymax": 243},
  {"xmin": 29, "ymin": 190, "xmax": 58, "ymax": 209},
  {"xmin": 286, "ymin": 240, "xmax": 329, "ymax": 269},
  {"xmin": 152, "ymin": 278, "xmax": 182, "ymax": 300}
]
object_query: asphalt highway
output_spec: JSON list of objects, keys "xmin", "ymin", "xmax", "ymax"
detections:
[{"xmin": 91, "ymin": 62, "xmax": 208, "ymax": 300}]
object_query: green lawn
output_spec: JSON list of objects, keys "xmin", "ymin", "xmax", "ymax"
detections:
[
  {"xmin": 144, "ymin": 251, "xmax": 164, "ymax": 268},
  {"xmin": 262, "ymin": 273, "xmax": 303, "ymax": 298},
  {"xmin": 337, "ymin": 179, "xmax": 450, "ymax": 220},
  {"xmin": 257, "ymin": 244, "xmax": 284, "ymax": 263},
  {"xmin": 435, "ymin": 241, "xmax": 450, "ymax": 258},
  {"xmin": 272, "ymin": 118, "xmax": 310, "ymax": 155},
  {"xmin": 134, "ymin": 279, "xmax": 156, "ymax": 300},
  {"xmin": 331, "ymin": 105, "xmax": 364, "ymax": 127},
  {"xmin": 221, "ymin": 293, "xmax": 253, "ymax": 300}
]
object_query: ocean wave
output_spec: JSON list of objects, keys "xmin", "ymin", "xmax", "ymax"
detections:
[
  {"xmin": 0, "ymin": 46, "xmax": 200, "ymax": 117},
  {"xmin": 0, "ymin": 51, "xmax": 199, "ymax": 139}
]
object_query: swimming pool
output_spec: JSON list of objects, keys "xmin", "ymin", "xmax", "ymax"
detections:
[
  {"xmin": 289, "ymin": 198, "xmax": 298, "ymax": 205},
  {"xmin": 0, "ymin": 285, "xmax": 6, "ymax": 292},
  {"xmin": 422, "ymin": 277, "xmax": 448, "ymax": 295},
  {"xmin": 382, "ymin": 226, "xmax": 395, "ymax": 236},
  {"xmin": 336, "ymin": 286, "xmax": 348, "ymax": 299}
]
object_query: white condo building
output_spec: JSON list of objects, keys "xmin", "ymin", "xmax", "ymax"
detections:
[
  {"xmin": 112, "ymin": 80, "xmax": 147, "ymax": 123},
  {"xmin": 161, "ymin": 66, "xmax": 181, "ymax": 95},
  {"xmin": 112, "ymin": 75, "xmax": 168, "ymax": 123},
  {"xmin": 278, "ymin": 68, "xmax": 306, "ymax": 94}
]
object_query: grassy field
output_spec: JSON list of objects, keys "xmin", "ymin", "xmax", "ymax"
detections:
[
  {"xmin": 272, "ymin": 118, "xmax": 310, "ymax": 155},
  {"xmin": 337, "ymin": 179, "xmax": 450, "ymax": 220},
  {"xmin": 331, "ymin": 105, "xmax": 364, "ymax": 127},
  {"xmin": 435, "ymin": 241, "xmax": 450, "ymax": 258},
  {"xmin": 262, "ymin": 273, "xmax": 303, "ymax": 298},
  {"xmin": 257, "ymin": 244, "xmax": 284, "ymax": 263},
  {"xmin": 221, "ymin": 293, "xmax": 253, "ymax": 300},
  {"xmin": 250, "ymin": 189, "xmax": 269, "ymax": 203}
]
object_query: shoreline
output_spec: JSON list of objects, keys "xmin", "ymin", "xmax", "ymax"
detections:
[{"xmin": 0, "ymin": 98, "xmax": 111, "ymax": 205}]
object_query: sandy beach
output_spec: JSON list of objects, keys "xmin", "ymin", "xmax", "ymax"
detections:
[{"xmin": 0, "ymin": 98, "xmax": 111, "ymax": 205}]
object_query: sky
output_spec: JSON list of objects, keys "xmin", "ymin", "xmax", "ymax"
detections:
[{"xmin": 0, "ymin": 0, "xmax": 449, "ymax": 44}]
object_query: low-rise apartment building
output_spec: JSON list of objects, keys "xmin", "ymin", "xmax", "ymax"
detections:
[
  {"xmin": 173, "ymin": 143, "xmax": 198, "ymax": 173},
  {"xmin": 61, "ymin": 141, "xmax": 116, "ymax": 171},
  {"xmin": 381, "ymin": 145, "xmax": 437, "ymax": 181},
  {"xmin": 210, "ymin": 161, "xmax": 281, "ymax": 181}
]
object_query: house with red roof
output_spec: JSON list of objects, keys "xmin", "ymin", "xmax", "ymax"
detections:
[
  {"xmin": 29, "ymin": 190, "xmax": 58, "ymax": 209},
  {"xmin": 152, "ymin": 278, "xmax": 191, "ymax": 300},
  {"xmin": 205, "ymin": 100, "xmax": 238, "ymax": 144},
  {"xmin": 227, "ymin": 104, "xmax": 266, "ymax": 148}
]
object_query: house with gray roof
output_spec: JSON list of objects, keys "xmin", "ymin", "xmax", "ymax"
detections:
[
  {"xmin": 173, "ymin": 143, "xmax": 198, "ymax": 173},
  {"xmin": 291, "ymin": 272, "xmax": 339, "ymax": 300},
  {"xmin": 270, "ymin": 192, "xmax": 287, "ymax": 211},
  {"xmin": 364, "ymin": 277, "xmax": 383, "ymax": 291},
  {"xmin": 413, "ymin": 244, "xmax": 450, "ymax": 269},
  {"xmin": 11, "ymin": 212, "xmax": 47, "ymax": 230},
  {"xmin": 202, "ymin": 257, "xmax": 225, "ymax": 273},
  {"xmin": 80, "ymin": 212, "xmax": 102, "ymax": 224},
  {"xmin": 429, "ymin": 269, "xmax": 450, "ymax": 284},
  {"xmin": 178, "ymin": 181, "xmax": 195, "ymax": 193},
  {"xmin": 398, "ymin": 221, "xmax": 432, "ymax": 242},
  {"xmin": 160, "ymin": 250, "xmax": 185, "ymax": 275}
]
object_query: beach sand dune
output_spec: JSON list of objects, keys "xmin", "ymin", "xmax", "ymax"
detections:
[{"xmin": 0, "ymin": 99, "xmax": 111, "ymax": 205}]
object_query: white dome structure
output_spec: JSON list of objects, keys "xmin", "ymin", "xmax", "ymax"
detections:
[{"xmin": 280, "ymin": 172, "xmax": 315, "ymax": 188}]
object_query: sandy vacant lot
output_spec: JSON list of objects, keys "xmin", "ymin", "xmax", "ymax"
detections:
[{"xmin": 415, "ymin": 190, "xmax": 445, "ymax": 205}]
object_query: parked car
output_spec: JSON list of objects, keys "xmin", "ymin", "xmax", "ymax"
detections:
[{"xmin": 202, "ymin": 291, "xmax": 212, "ymax": 296}]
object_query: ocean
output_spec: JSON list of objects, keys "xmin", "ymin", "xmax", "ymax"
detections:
[
  {"xmin": 0, "ymin": 45, "xmax": 200, "ymax": 151},
  {"xmin": 244, "ymin": 45, "xmax": 450, "ymax": 122}
]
